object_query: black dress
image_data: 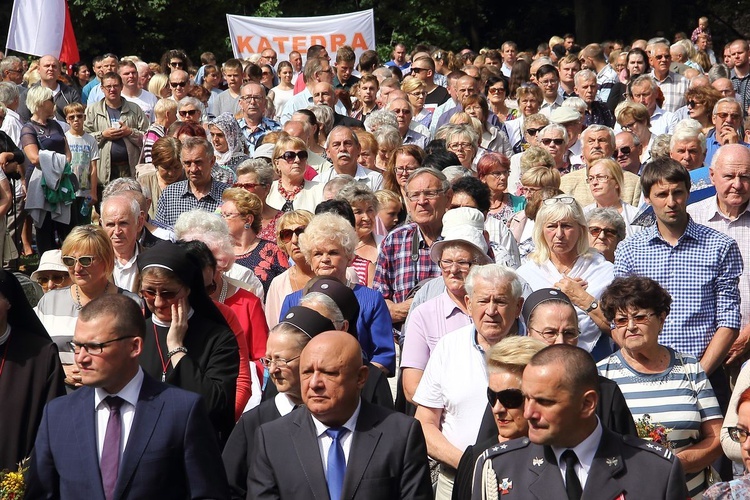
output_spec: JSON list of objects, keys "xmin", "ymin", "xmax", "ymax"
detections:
[
  {"xmin": 0, "ymin": 328, "xmax": 65, "ymax": 470},
  {"xmin": 139, "ymin": 314, "xmax": 239, "ymax": 447}
]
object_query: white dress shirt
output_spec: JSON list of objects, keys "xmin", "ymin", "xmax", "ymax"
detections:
[
  {"xmin": 94, "ymin": 367, "xmax": 144, "ymax": 462},
  {"xmin": 552, "ymin": 419, "xmax": 603, "ymax": 491}
]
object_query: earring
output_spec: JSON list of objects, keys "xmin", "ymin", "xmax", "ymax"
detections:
[{"xmin": 244, "ymin": 223, "xmax": 251, "ymax": 229}]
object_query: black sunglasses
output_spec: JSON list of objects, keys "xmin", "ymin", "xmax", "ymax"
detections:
[
  {"xmin": 526, "ymin": 127, "xmax": 543, "ymax": 136},
  {"xmin": 279, "ymin": 226, "xmax": 306, "ymax": 243},
  {"xmin": 540, "ymin": 138, "xmax": 565, "ymax": 146},
  {"xmin": 616, "ymin": 146, "xmax": 632, "ymax": 156},
  {"xmin": 277, "ymin": 150, "xmax": 309, "ymax": 162},
  {"xmin": 170, "ymin": 81, "xmax": 188, "ymax": 88},
  {"xmin": 487, "ymin": 388, "xmax": 524, "ymax": 409}
]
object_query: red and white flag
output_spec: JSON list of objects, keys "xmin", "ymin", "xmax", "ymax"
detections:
[{"xmin": 6, "ymin": 0, "xmax": 80, "ymax": 65}]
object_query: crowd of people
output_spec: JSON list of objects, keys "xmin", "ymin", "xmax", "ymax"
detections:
[{"xmin": 2, "ymin": 13, "xmax": 750, "ymax": 499}]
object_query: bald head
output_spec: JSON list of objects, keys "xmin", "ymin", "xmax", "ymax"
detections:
[
  {"xmin": 386, "ymin": 90, "xmax": 408, "ymax": 104},
  {"xmin": 300, "ymin": 331, "xmax": 368, "ymax": 426}
]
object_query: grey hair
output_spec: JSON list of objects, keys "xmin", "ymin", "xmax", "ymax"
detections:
[
  {"xmin": 310, "ymin": 105, "xmax": 334, "ymax": 137},
  {"xmin": 328, "ymin": 125, "xmax": 360, "ymax": 148},
  {"xmin": 539, "ymin": 123, "xmax": 569, "ymax": 144},
  {"xmin": 323, "ymin": 175, "xmax": 356, "ymax": 200},
  {"xmin": 364, "ymin": 109, "xmax": 399, "ymax": 132},
  {"xmin": 617, "ymin": 130, "xmax": 640, "ymax": 147},
  {"xmin": 581, "ymin": 124, "xmax": 615, "ymax": 148},
  {"xmin": 300, "ymin": 292, "xmax": 346, "ymax": 330},
  {"xmin": 0, "ymin": 56, "xmax": 22, "ymax": 78},
  {"xmin": 670, "ymin": 119, "xmax": 706, "ymax": 153},
  {"xmin": 174, "ymin": 209, "xmax": 229, "ymax": 238},
  {"xmin": 179, "ymin": 228, "xmax": 236, "ymax": 271},
  {"xmin": 299, "ymin": 213, "xmax": 358, "ymax": 261},
  {"xmin": 587, "ymin": 207, "xmax": 626, "ymax": 241},
  {"xmin": 102, "ymin": 177, "xmax": 143, "ymax": 199},
  {"xmin": 407, "ymin": 167, "xmax": 451, "ymax": 192},
  {"xmin": 372, "ymin": 125, "xmax": 401, "ymax": 150},
  {"xmin": 561, "ymin": 97, "xmax": 587, "ymax": 115},
  {"xmin": 236, "ymin": 158, "xmax": 274, "ymax": 186},
  {"xmin": 444, "ymin": 123, "xmax": 480, "ymax": 148},
  {"xmin": 522, "ymin": 113, "xmax": 550, "ymax": 133},
  {"xmin": 631, "ymin": 74, "xmax": 659, "ymax": 93},
  {"xmin": 101, "ymin": 193, "xmax": 140, "ymax": 222},
  {"xmin": 181, "ymin": 136, "xmax": 214, "ymax": 161},
  {"xmin": 442, "ymin": 166, "xmax": 472, "ymax": 183},
  {"xmin": 465, "ymin": 264, "xmax": 524, "ymax": 301},
  {"xmin": 0, "ymin": 81, "xmax": 19, "ymax": 106},
  {"xmin": 650, "ymin": 134, "xmax": 672, "ymax": 159},
  {"xmin": 707, "ymin": 65, "xmax": 730, "ymax": 82},
  {"xmin": 574, "ymin": 69, "xmax": 597, "ymax": 87},
  {"xmin": 336, "ymin": 182, "xmax": 379, "ymax": 210},
  {"xmin": 713, "ymin": 97, "xmax": 742, "ymax": 116},
  {"xmin": 178, "ymin": 96, "xmax": 205, "ymax": 114}
]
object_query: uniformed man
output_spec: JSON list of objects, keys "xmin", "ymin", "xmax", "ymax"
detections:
[{"xmin": 471, "ymin": 344, "xmax": 687, "ymax": 500}]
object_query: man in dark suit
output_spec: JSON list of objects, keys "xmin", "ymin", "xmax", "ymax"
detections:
[
  {"xmin": 27, "ymin": 294, "xmax": 229, "ymax": 500},
  {"xmin": 470, "ymin": 344, "xmax": 687, "ymax": 500},
  {"xmin": 249, "ymin": 330, "xmax": 432, "ymax": 500}
]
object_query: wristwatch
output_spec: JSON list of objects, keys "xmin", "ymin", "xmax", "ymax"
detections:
[{"xmin": 585, "ymin": 300, "xmax": 599, "ymax": 313}]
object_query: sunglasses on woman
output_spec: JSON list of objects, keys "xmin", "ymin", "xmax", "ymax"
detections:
[
  {"xmin": 279, "ymin": 226, "xmax": 306, "ymax": 243},
  {"xmin": 62, "ymin": 255, "xmax": 95, "ymax": 268},
  {"xmin": 487, "ymin": 388, "xmax": 525, "ymax": 409},
  {"xmin": 277, "ymin": 150, "xmax": 309, "ymax": 162},
  {"xmin": 139, "ymin": 287, "xmax": 184, "ymax": 301},
  {"xmin": 540, "ymin": 138, "xmax": 565, "ymax": 146}
]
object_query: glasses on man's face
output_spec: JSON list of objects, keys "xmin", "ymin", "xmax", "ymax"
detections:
[
  {"xmin": 240, "ymin": 94, "xmax": 264, "ymax": 102},
  {"xmin": 716, "ymin": 111, "xmax": 742, "ymax": 121},
  {"xmin": 102, "ymin": 85, "xmax": 120, "ymax": 91},
  {"xmin": 259, "ymin": 355, "xmax": 301, "ymax": 368},
  {"xmin": 653, "ymin": 54, "xmax": 671, "ymax": 60},
  {"xmin": 586, "ymin": 174, "xmax": 610, "ymax": 184},
  {"xmin": 616, "ymin": 146, "xmax": 632, "ymax": 156},
  {"xmin": 279, "ymin": 226, "xmax": 306, "ymax": 243},
  {"xmin": 406, "ymin": 189, "xmax": 444, "ymax": 202},
  {"xmin": 589, "ymin": 226, "xmax": 619, "ymax": 239},
  {"xmin": 410, "ymin": 67, "xmax": 428, "ymax": 74},
  {"xmin": 542, "ymin": 196, "xmax": 575, "ymax": 206},
  {"xmin": 525, "ymin": 127, "xmax": 543, "ymax": 136},
  {"xmin": 170, "ymin": 81, "xmax": 188, "ymax": 88},
  {"xmin": 179, "ymin": 109, "xmax": 198, "ymax": 117},
  {"xmin": 277, "ymin": 150, "xmax": 308, "ymax": 162},
  {"xmin": 486, "ymin": 387, "xmax": 524, "ymax": 409},
  {"xmin": 540, "ymin": 138, "xmax": 565, "ymax": 146},
  {"xmin": 62, "ymin": 255, "xmax": 95, "ymax": 268},
  {"xmin": 438, "ymin": 259, "xmax": 473, "ymax": 272},
  {"xmin": 68, "ymin": 336, "xmax": 137, "ymax": 355},
  {"xmin": 139, "ymin": 287, "xmax": 184, "ymax": 301},
  {"xmin": 36, "ymin": 274, "xmax": 67, "ymax": 286},
  {"xmin": 528, "ymin": 326, "xmax": 581, "ymax": 343},
  {"xmin": 611, "ymin": 312, "xmax": 658, "ymax": 329},
  {"xmin": 729, "ymin": 427, "xmax": 750, "ymax": 444}
]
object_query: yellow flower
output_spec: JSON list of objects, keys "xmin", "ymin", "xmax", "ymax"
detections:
[{"xmin": 1, "ymin": 470, "xmax": 25, "ymax": 492}]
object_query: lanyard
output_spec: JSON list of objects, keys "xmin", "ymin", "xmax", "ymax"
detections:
[{"xmin": 153, "ymin": 324, "xmax": 169, "ymax": 382}]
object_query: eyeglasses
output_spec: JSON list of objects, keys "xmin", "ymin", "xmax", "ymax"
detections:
[
  {"xmin": 68, "ymin": 336, "xmax": 137, "ymax": 355},
  {"xmin": 259, "ymin": 355, "xmax": 301, "ymax": 368},
  {"xmin": 396, "ymin": 166, "xmax": 418, "ymax": 175},
  {"xmin": 447, "ymin": 142, "xmax": 473, "ymax": 151},
  {"xmin": 220, "ymin": 212, "xmax": 243, "ymax": 219},
  {"xmin": 687, "ymin": 100, "xmax": 700, "ymax": 108},
  {"xmin": 528, "ymin": 326, "xmax": 581, "ymax": 342},
  {"xmin": 139, "ymin": 286, "xmax": 184, "ymax": 301},
  {"xmin": 170, "ymin": 81, "xmax": 188, "ymax": 88},
  {"xmin": 616, "ymin": 146, "xmax": 632, "ymax": 156},
  {"xmin": 261, "ymin": 71, "xmax": 273, "ymax": 76},
  {"xmin": 62, "ymin": 255, "xmax": 95, "ymax": 268},
  {"xmin": 438, "ymin": 259, "xmax": 474, "ymax": 271},
  {"xmin": 179, "ymin": 109, "xmax": 199, "ymax": 117},
  {"xmin": 611, "ymin": 311, "xmax": 658, "ymax": 329},
  {"xmin": 406, "ymin": 189, "xmax": 444, "ymax": 202},
  {"xmin": 487, "ymin": 87, "xmax": 506, "ymax": 95},
  {"xmin": 542, "ymin": 196, "xmax": 575, "ymax": 206},
  {"xmin": 586, "ymin": 174, "xmax": 610, "ymax": 184},
  {"xmin": 36, "ymin": 275, "xmax": 68, "ymax": 286},
  {"xmin": 279, "ymin": 226, "xmax": 306, "ymax": 243},
  {"xmin": 408, "ymin": 91, "xmax": 426, "ymax": 97},
  {"xmin": 540, "ymin": 138, "xmax": 565, "ymax": 146},
  {"xmin": 728, "ymin": 427, "xmax": 750, "ymax": 444},
  {"xmin": 233, "ymin": 182, "xmax": 266, "ymax": 190},
  {"xmin": 102, "ymin": 85, "xmax": 120, "ymax": 91},
  {"xmin": 538, "ymin": 79, "xmax": 559, "ymax": 86},
  {"xmin": 169, "ymin": 61, "xmax": 184, "ymax": 68},
  {"xmin": 589, "ymin": 226, "xmax": 619, "ymax": 239},
  {"xmin": 526, "ymin": 127, "xmax": 543, "ymax": 136},
  {"xmin": 240, "ymin": 95, "xmax": 264, "ymax": 102},
  {"xmin": 620, "ymin": 121, "xmax": 637, "ymax": 131},
  {"xmin": 716, "ymin": 111, "xmax": 742, "ymax": 120},
  {"xmin": 653, "ymin": 54, "xmax": 671, "ymax": 60},
  {"xmin": 486, "ymin": 170, "xmax": 510, "ymax": 178},
  {"xmin": 277, "ymin": 150, "xmax": 309, "ymax": 162},
  {"xmin": 487, "ymin": 387, "xmax": 524, "ymax": 409},
  {"xmin": 411, "ymin": 67, "xmax": 428, "ymax": 73}
]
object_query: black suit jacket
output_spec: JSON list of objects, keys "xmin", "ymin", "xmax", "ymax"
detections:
[
  {"xmin": 27, "ymin": 372, "xmax": 229, "ymax": 500},
  {"xmin": 249, "ymin": 400, "xmax": 432, "ymax": 500},
  {"xmin": 469, "ymin": 427, "xmax": 687, "ymax": 500}
]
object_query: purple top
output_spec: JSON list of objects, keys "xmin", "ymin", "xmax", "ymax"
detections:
[{"xmin": 401, "ymin": 291, "xmax": 472, "ymax": 370}]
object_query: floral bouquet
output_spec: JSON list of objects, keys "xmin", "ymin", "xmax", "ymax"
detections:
[
  {"xmin": 0, "ymin": 458, "xmax": 29, "ymax": 500},
  {"xmin": 635, "ymin": 414, "xmax": 673, "ymax": 448}
]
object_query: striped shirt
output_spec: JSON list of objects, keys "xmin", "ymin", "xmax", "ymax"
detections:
[{"xmin": 597, "ymin": 348, "xmax": 722, "ymax": 497}]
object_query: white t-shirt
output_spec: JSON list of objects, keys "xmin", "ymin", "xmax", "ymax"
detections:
[{"xmin": 123, "ymin": 89, "xmax": 159, "ymax": 123}]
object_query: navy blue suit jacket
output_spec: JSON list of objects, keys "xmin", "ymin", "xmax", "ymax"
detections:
[{"xmin": 27, "ymin": 372, "xmax": 230, "ymax": 500}]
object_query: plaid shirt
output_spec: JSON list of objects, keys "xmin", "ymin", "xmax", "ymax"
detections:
[
  {"xmin": 731, "ymin": 69, "xmax": 750, "ymax": 117},
  {"xmin": 614, "ymin": 218, "xmax": 742, "ymax": 358},
  {"xmin": 373, "ymin": 223, "xmax": 441, "ymax": 303},
  {"xmin": 153, "ymin": 179, "xmax": 229, "ymax": 229},
  {"xmin": 238, "ymin": 117, "xmax": 281, "ymax": 155},
  {"xmin": 652, "ymin": 71, "xmax": 689, "ymax": 112}
]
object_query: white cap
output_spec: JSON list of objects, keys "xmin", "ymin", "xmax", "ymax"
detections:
[{"xmin": 429, "ymin": 207, "xmax": 493, "ymax": 264}]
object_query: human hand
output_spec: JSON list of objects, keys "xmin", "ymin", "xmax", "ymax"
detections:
[
  {"xmin": 63, "ymin": 363, "xmax": 82, "ymax": 387},
  {"xmin": 166, "ymin": 295, "xmax": 189, "ymax": 350}
]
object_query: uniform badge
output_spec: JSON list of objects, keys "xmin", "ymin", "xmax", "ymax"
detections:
[
  {"xmin": 606, "ymin": 457, "xmax": 618, "ymax": 467},
  {"xmin": 498, "ymin": 478, "xmax": 513, "ymax": 494},
  {"xmin": 532, "ymin": 457, "xmax": 544, "ymax": 466}
]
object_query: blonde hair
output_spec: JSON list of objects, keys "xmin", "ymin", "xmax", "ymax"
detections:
[
  {"xmin": 147, "ymin": 73, "xmax": 169, "ymax": 98},
  {"xmin": 61, "ymin": 225, "xmax": 115, "ymax": 278},
  {"xmin": 222, "ymin": 188, "xmax": 263, "ymax": 233},
  {"xmin": 529, "ymin": 195, "xmax": 591, "ymax": 264},
  {"xmin": 520, "ymin": 165, "xmax": 561, "ymax": 189},
  {"xmin": 487, "ymin": 336, "xmax": 548, "ymax": 374},
  {"xmin": 299, "ymin": 213, "xmax": 357, "ymax": 262},
  {"xmin": 275, "ymin": 209, "xmax": 314, "ymax": 251},
  {"xmin": 588, "ymin": 158, "xmax": 624, "ymax": 195}
]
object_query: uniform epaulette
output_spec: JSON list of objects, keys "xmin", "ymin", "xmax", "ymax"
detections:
[
  {"xmin": 479, "ymin": 437, "xmax": 531, "ymax": 461},
  {"xmin": 623, "ymin": 435, "xmax": 674, "ymax": 460}
]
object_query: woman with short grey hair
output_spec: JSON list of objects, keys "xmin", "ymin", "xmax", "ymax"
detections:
[{"xmin": 586, "ymin": 207, "xmax": 626, "ymax": 263}]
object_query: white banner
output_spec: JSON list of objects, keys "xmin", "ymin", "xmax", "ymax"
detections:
[
  {"xmin": 6, "ymin": 0, "xmax": 66, "ymax": 57},
  {"xmin": 227, "ymin": 9, "xmax": 375, "ymax": 61}
]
